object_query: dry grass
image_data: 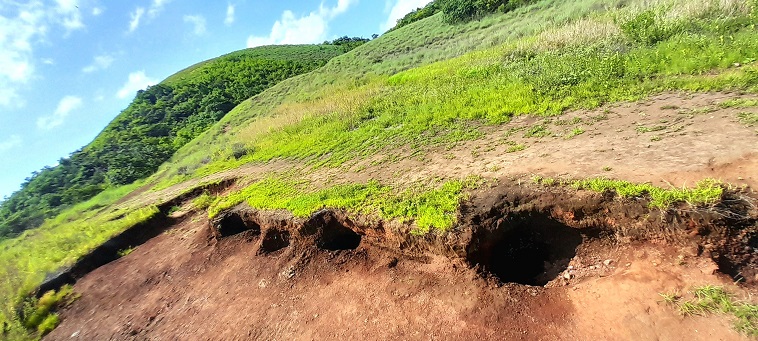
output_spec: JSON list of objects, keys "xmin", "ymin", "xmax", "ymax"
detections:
[
  {"xmin": 236, "ymin": 84, "xmax": 383, "ymax": 141},
  {"xmin": 621, "ymin": 0, "xmax": 753, "ymax": 21},
  {"xmin": 533, "ymin": 18, "xmax": 623, "ymax": 50}
]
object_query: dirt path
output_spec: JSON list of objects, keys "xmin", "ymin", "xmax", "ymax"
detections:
[
  {"xmin": 121, "ymin": 92, "xmax": 758, "ymax": 212},
  {"xmin": 351, "ymin": 92, "xmax": 758, "ymax": 190}
]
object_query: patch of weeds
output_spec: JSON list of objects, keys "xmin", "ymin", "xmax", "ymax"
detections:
[
  {"xmin": 650, "ymin": 135, "xmax": 662, "ymax": 142},
  {"xmin": 485, "ymin": 165, "xmax": 501, "ymax": 172},
  {"xmin": 602, "ymin": 166, "xmax": 612, "ymax": 172},
  {"xmin": 571, "ymin": 178, "xmax": 723, "ymax": 209},
  {"xmin": 192, "ymin": 193, "xmax": 216, "ymax": 210},
  {"xmin": 506, "ymin": 143, "xmax": 526, "ymax": 153},
  {"xmin": 21, "ymin": 285, "xmax": 79, "ymax": 337},
  {"xmin": 443, "ymin": 153, "xmax": 456, "ymax": 160},
  {"xmin": 689, "ymin": 106, "xmax": 718, "ymax": 115},
  {"xmin": 660, "ymin": 104, "xmax": 680, "ymax": 110},
  {"xmin": 720, "ymin": 98, "xmax": 758, "ymax": 108},
  {"xmin": 659, "ymin": 292, "xmax": 681, "ymax": 305},
  {"xmin": 503, "ymin": 126, "xmax": 525, "ymax": 138},
  {"xmin": 531, "ymin": 175, "xmax": 556, "ymax": 187},
  {"xmin": 167, "ymin": 205, "xmax": 181, "ymax": 215},
  {"xmin": 471, "ymin": 150, "xmax": 480, "ymax": 158},
  {"xmin": 673, "ymin": 286, "xmax": 757, "ymax": 337},
  {"xmin": 737, "ymin": 112, "xmax": 758, "ymax": 126},
  {"xmin": 586, "ymin": 113, "xmax": 609, "ymax": 125},
  {"xmin": 554, "ymin": 117, "xmax": 582, "ymax": 126},
  {"xmin": 117, "ymin": 247, "xmax": 135, "ymax": 257},
  {"xmin": 669, "ymin": 125, "xmax": 686, "ymax": 133},
  {"xmin": 636, "ymin": 125, "xmax": 667, "ymax": 133},
  {"xmin": 524, "ymin": 125, "xmax": 551, "ymax": 138},
  {"xmin": 565, "ymin": 127, "xmax": 585, "ymax": 139}
]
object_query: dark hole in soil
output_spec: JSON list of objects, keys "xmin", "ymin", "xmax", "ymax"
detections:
[
  {"xmin": 259, "ymin": 229, "xmax": 291, "ymax": 254},
  {"xmin": 317, "ymin": 220, "xmax": 361, "ymax": 251},
  {"xmin": 469, "ymin": 214, "xmax": 583, "ymax": 286},
  {"xmin": 714, "ymin": 232, "xmax": 758, "ymax": 284},
  {"xmin": 217, "ymin": 213, "xmax": 261, "ymax": 237}
]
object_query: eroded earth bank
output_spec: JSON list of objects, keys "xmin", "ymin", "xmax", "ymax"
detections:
[{"xmin": 45, "ymin": 179, "xmax": 758, "ymax": 340}]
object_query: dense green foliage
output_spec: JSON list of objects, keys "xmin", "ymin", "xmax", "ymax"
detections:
[
  {"xmin": 390, "ymin": 0, "xmax": 533, "ymax": 30},
  {"xmin": 324, "ymin": 36, "xmax": 372, "ymax": 52},
  {"xmin": 438, "ymin": 0, "xmax": 533, "ymax": 23},
  {"xmin": 0, "ymin": 45, "xmax": 347, "ymax": 239},
  {"xmin": 390, "ymin": 2, "xmax": 441, "ymax": 30}
]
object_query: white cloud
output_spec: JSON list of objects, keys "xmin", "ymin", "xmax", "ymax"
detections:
[
  {"xmin": 116, "ymin": 71, "xmax": 157, "ymax": 99},
  {"xmin": 382, "ymin": 0, "xmax": 433, "ymax": 31},
  {"xmin": 128, "ymin": 0, "xmax": 172, "ymax": 32},
  {"xmin": 128, "ymin": 7, "xmax": 145, "ymax": 32},
  {"xmin": 148, "ymin": 0, "xmax": 172, "ymax": 18},
  {"xmin": 246, "ymin": 0, "xmax": 357, "ymax": 48},
  {"xmin": 55, "ymin": 0, "xmax": 84, "ymax": 32},
  {"xmin": 0, "ymin": 0, "xmax": 85, "ymax": 107},
  {"xmin": 92, "ymin": 7, "xmax": 104, "ymax": 16},
  {"xmin": 37, "ymin": 95, "xmax": 83, "ymax": 130},
  {"xmin": 184, "ymin": 15, "xmax": 207, "ymax": 35},
  {"xmin": 0, "ymin": 135, "xmax": 22, "ymax": 152},
  {"xmin": 41, "ymin": 58, "xmax": 55, "ymax": 65},
  {"xmin": 224, "ymin": 3, "xmax": 235, "ymax": 26},
  {"xmin": 82, "ymin": 54, "xmax": 114, "ymax": 73}
]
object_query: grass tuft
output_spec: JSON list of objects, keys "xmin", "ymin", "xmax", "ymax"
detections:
[
  {"xmin": 737, "ymin": 112, "xmax": 758, "ymax": 126},
  {"xmin": 673, "ymin": 285, "xmax": 757, "ymax": 337},
  {"xmin": 571, "ymin": 178, "xmax": 723, "ymax": 208}
]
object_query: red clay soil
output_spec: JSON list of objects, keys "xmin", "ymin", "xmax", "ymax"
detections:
[{"xmin": 46, "ymin": 206, "xmax": 754, "ymax": 341}]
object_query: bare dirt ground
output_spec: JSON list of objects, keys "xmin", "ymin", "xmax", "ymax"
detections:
[
  {"xmin": 47, "ymin": 92, "xmax": 758, "ymax": 340},
  {"xmin": 46, "ymin": 209, "xmax": 753, "ymax": 341}
]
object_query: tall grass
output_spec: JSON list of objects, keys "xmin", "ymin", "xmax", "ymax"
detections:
[{"xmin": 0, "ymin": 205, "xmax": 159, "ymax": 339}]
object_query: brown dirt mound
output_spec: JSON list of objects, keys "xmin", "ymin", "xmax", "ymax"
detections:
[{"xmin": 45, "ymin": 182, "xmax": 757, "ymax": 340}]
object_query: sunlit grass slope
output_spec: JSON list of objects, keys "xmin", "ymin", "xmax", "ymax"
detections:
[{"xmin": 157, "ymin": 0, "xmax": 758, "ymax": 186}]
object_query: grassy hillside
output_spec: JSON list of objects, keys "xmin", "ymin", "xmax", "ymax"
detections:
[
  {"xmin": 2, "ymin": 0, "xmax": 758, "ymax": 339},
  {"xmin": 151, "ymin": 0, "xmax": 637, "ymax": 186},
  {"xmin": 0, "ymin": 44, "xmax": 348, "ymax": 239},
  {"xmin": 155, "ymin": 0, "xmax": 758, "ymax": 187}
]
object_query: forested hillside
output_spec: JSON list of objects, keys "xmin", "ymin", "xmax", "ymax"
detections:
[{"xmin": 0, "ymin": 44, "xmax": 359, "ymax": 239}]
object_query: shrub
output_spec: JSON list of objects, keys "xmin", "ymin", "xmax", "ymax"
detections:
[{"xmin": 621, "ymin": 10, "xmax": 683, "ymax": 45}]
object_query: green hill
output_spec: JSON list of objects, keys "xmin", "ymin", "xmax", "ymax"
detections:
[
  {"xmin": 0, "ymin": 44, "xmax": 350, "ymax": 239},
  {"xmin": 2, "ymin": 0, "xmax": 758, "ymax": 339}
]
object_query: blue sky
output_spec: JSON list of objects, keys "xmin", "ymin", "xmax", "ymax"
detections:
[{"xmin": 0, "ymin": 0, "xmax": 432, "ymax": 199}]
